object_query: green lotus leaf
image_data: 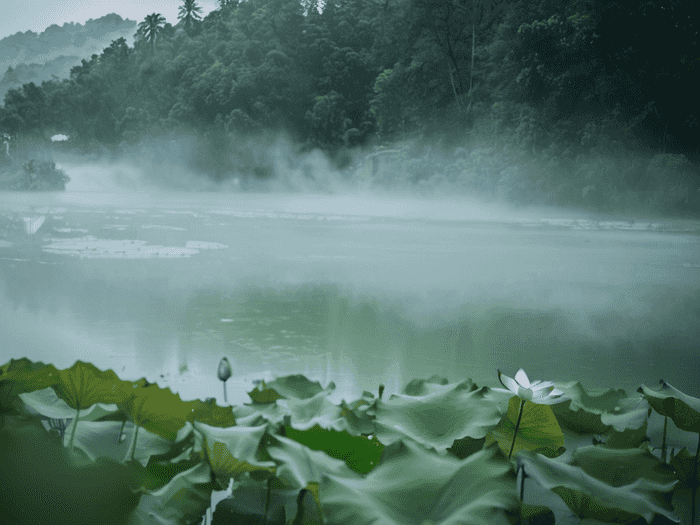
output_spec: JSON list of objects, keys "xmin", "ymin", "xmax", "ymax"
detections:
[
  {"xmin": 247, "ymin": 379, "xmax": 285, "ymax": 404},
  {"xmin": 185, "ymin": 398, "xmax": 237, "ymax": 428},
  {"xmin": 52, "ymin": 360, "xmax": 130, "ymax": 410},
  {"xmin": 256, "ymin": 374, "xmax": 336, "ymax": 400},
  {"xmin": 212, "ymin": 473, "xmax": 299, "ymax": 525},
  {"xmin": 0, "ymin": 358, "xmax": 61, "ymax": 411},
  {"xmin": 192, "ymin": 421, "xmax": 277, "ymax": 483},
  {"xmin": 485, "ymin": 396, "xmax": 565, "ymax": 460},
  {"xmin": 18, "ymin": 386, "xmax": 120, "ymax": 427},
  {"xmin": 669, "ymin": 447, "xmax": 700, "ymax": 489},
  {"xmin": 551, "ymin": 381, "xmax": 649, "ymax": 432},
  {"xmin": 638, "ymin": 380, "xmax": 700, "ymax": 434},
  {"xmin": 320, "ymin": 439, "xmax": 519, "ymax": 525},
  {"xmin": 129, "ymin": 460, "xmax": 217, "ymax": 525},
  {"xmin": 283, "ymin": 423, "xmax": 384, "ymax": 474},
  {"xmin": 518, "ymin": 445, "xmax": 679, "ymax": 523},
  {"xmin": 118, "ymin": 383, "xmax": 194, "ymax": 442},
  {"xmin": 69, "ymin": 419, "xmax": 193, "ymax": 467},
  {"xmin": 372, "ymin": 380, "xmax": 503, "ymax": 453}
]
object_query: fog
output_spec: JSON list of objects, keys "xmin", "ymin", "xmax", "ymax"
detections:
[{"xmin": 1, "ymin": 134, "xmax": 699, "ymax": 421}]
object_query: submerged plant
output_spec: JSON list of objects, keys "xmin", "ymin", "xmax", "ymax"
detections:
[
  {"xmin": 218, "ymin": 357, "xmax": 232, "ymax": 404},
  {"xmin": 495, "ymin": 368, "xmax": 569, "ymax": 460}
]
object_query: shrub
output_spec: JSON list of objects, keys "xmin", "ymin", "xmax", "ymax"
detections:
[{"xmin": 1, "ymin": 159, "xmax": 70, "ymax": 191}]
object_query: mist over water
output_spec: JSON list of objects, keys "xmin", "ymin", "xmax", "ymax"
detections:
[{"xmin": 1, "ymin": 151, "xmax": 699, "ymax": 408}]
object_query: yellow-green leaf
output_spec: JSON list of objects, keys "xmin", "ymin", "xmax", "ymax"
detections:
[
  {"xmin": 52, "ymin": 360, "xmax": 129, "ymax": 410},
  {"xmin": 485, "ymin": 396, "xmax": 565, "ymax": 460}
]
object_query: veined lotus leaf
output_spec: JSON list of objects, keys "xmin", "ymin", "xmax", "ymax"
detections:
[
  {"xmin": 551, "ymin": 381, "xmax": 649, "ymax": 432},
  {"xmin": 119, "ymin": 383, "xmax": 194, "ymax": 442},
  {"xmin": 638, "ymin": 380, "xmax": 700, "ymax": 434},
  {"xmin": 275, "ymin": 393, "xmax": 346, "ymax": 432},
  {"xmin": 250, "ymin": 374, "xmax": 336, "ymax": 400},
  {"xmin": 19, "ymin": 386, "xmax": 119, "ymax": 421},
  {"xmin": 320, "ymin": 440, "xmax": 519, "ymax": 525},
  {"xmin": 185, "ymin": 397, "xmax": 237, "ymax": 428},
  {"xmin": 0, "ymin": 358, "xmax": 61, "ymax": 403},
  {"xmin": 52, "ymin": 360, "xmax": 131, "ymax": 410},
  {"xmin": 485, "ymin": 395, "xmax": 565, "ymax": 460},
  {"xmin": 66, "ymin": 418, "xmax": 191, "ymax": 467},
  {"xmin": 518, "ymin": 445, "xmax": 679, "ymax": 523},
  {"xmin": 129, "ymin": 460, "xmax": 217, "ymax": 525},
  {"xmin": 193, "ymin": 421, "xmax": 277, "ymax": 482},
  {"xmin": 371, "ymin": 381, "xmax": 503, "ymax": 453},
  {"xmin": 267, "ymin": 432, "xmax": 363, "ymax": 520}
]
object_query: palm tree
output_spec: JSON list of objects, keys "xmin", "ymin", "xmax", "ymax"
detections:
[
  {"xmin": 178, "ymin": 0, "xmax": 203, "ymax": 32},
  {"xmin": 137, "ymin": 13, "xmax": 167, "ymax": 52}
]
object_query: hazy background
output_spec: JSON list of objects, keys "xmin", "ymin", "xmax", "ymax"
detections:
[
  {"xmin": 0, "ymin": 0, "xmax": 698, "ymax": 409},
  {"xmin": 0, "ymin": 0, "xmax": 219, "ymax": 40}
]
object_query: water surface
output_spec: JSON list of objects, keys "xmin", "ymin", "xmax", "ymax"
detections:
[{"xmin": 1, "ymin": 187, "xmax": 698, "ymax": 408}]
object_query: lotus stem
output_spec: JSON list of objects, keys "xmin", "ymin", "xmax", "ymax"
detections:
[
  {"xmin": 692, "ymin": 433, "xmax": 699, "ymax": 525},
  {"xmin": 509, "ymin": 399, "xmax": 526, "ymax": 460},
  {"xmin": 662, "ymin": 415, "xmax": 668, "ymax": 463},
  {"xmin": 127, "ymin": 422, "xmax": 140, "ymax": 462},
  {"xmin": 67, "ymin": 408, "xmax": 81, "ymax": 452}
]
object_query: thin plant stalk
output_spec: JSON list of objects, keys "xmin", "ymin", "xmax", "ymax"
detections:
[
  {"xmin": 662, "ymin": 415, "xmax": 668, "ymax": 463},
  {"xmin": 519, "ymin": 463, "xmax": 528, "ymax": 525},
  {"xmin": 67, "ymin": 407, "xmax": 81, "ymax": 452},
  {"xmin": 509, "ymin": 399, "xmax": 526, "ymax": 460},
  {"xmin": 692, "ymin": 433, "xmax": 699, "ymax": 525}
]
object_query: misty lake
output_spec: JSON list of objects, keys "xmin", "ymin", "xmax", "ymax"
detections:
[{"xmin": 1, "ymin": 169, "xmax": 699, "ymax": 412}]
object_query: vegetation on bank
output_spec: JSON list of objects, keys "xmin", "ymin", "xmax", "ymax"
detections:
[
  {"xmin": 0, "ymin": 0, "xmax": 698, "ymax": 217},
  {"xmin": 0, "ymin": 156, "xmax": 70, "ymax": 191}
]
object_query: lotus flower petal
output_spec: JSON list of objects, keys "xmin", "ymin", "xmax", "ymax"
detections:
[
  {"xmin": 497, "ymin": 369, "xmax": 569, "ymax": 405},
  {"xmin": 514, "ymin": 368, "xmax": 530, "ymax": 388}
]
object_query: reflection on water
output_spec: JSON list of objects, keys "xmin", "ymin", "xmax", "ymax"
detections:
[{"xmin": 22, "ymin": 215, "xmax": 45, "ymax": 235}]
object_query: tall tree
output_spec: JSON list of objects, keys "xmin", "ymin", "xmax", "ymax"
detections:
[
  {"xmin": 178, "ymin": 0, "xmax": 204, "ymax": 32},
  {"xmin": 137, "ymin": 13, "xmax": 167, "ymax": 52}
]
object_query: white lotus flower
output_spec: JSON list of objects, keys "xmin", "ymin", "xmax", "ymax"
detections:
[
  {"xmin": 494, "ymin": 368, "xmax": 570, "ymax": 461},
  {"xmin": 495, "ymin": 368, "xmax": 568, "ymax": 405}
]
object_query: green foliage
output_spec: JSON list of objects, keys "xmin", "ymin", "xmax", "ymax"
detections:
[
  {"xmin": 0, "ymin": 158, "xmax": 70, "ymax": 191},
  {"xmin": 177, "ymin": 0, "xmax": 204, "ymax": 32},
  {"xmin": 306, "ymin": 91, "xmax": 351, "ymax": 147},
  {"xmin": 3, "ymin": 357, "xmax": 698, "ymax": 525},
  {"xmin": 137, "ymin": 13, "xmax": 167, "ymax": 52}
]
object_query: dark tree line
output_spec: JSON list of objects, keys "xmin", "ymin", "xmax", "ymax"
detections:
[{"xmin": 0, "ymin": 0, "xmax": 698, "ymax": 213}]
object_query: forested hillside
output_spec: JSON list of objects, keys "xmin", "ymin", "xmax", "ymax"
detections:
[
  {"xmin": 0, "ymin": 0, "xmax": 698, "ymax": 217},
  {"xmin": 0, "ymin": 14, "xmax": 137, "ymax": 101}
]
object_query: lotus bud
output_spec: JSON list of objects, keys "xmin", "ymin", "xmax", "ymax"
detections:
[
  {"xmin": 218, "ymin": 357, "xmax": 232, "ymax": 382},
  {"xmin": 218, "ymin": 357, "xmax": 232, "ymax": 404}
]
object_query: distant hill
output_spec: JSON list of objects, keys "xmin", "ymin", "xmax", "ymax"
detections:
[{"xmin": 0, "ymin": 13, "xmax": 137, "ymax": 100}]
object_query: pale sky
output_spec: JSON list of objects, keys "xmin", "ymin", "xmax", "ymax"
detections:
[{"xmin": 0, "ymin": 0, "xmax": 220, "ymax": 41}]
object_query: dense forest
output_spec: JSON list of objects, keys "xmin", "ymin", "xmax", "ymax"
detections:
[{"xmin": 0, "ymin": 0, "xmax": 698, "ymax": 217}]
